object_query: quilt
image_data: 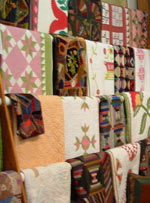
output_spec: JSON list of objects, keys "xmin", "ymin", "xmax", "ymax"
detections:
[
  {"xmin": 68, "ymin": 0, "xmax": 102, "ymax": 41},
  {"xmin": 114, "ymin": 46, "xmax": 135, "ymax": 93},
  {"xmin": 130, "ymin": 9, "xmax": 148, "ymax": 48},
  {"xmin": 62, "ymin": 96, "xmax": 100, "ymax": 160},
  {"xmin": 107, "ymin": 143, "xmax": 141, "ymax": 203},
  {"xmin": 101, "ymin": 2, "xmax": 130, "ymax": 46},
  {"xmin": 53, "ymin": 35, "xmax": 87, "ymax": 96},
  {"xmin": 86, "ymin": 40, "xmax": 114, "ymax": 96},
  {"xmin": 35, "ymin": 0, "xmax": 68, "ymax": 34},
  {"xmin": 121, "ymin": 92, "xmax": 150, "ymax": 143},
  {"xmin": 0, "ymin": 23, "xmax": 53, "ymax": 95}
]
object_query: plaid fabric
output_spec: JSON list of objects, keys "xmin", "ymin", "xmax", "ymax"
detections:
[{"xmin": 8, "ymin": 94, "xmax": 44, "ymax": 139}]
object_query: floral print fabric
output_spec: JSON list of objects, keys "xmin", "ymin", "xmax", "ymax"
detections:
[
  {"xmin": 62, "ymin": 96, "xmax": 100, "ymax": 160},
  {"xmin": 53, "ymin": 35, "xmax": 87, "ymax": 96},
  {"xmin": 68, "ymin": 0, "xmax": 102, "ymax": 41},
  {"xmin": 0, "ymin": 171, "xmax": 22, "ymax": 202},
  {"xmin": 114, "ymin": 46, "xmax": 135, "ymax": 93},
  {"xmin": 130, "ymin": 9, "xmax": 148, "ymax": 48}
]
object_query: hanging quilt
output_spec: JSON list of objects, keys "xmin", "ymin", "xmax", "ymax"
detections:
[
  {"xmin": 0, "ymin": 0, "xmax": 29, "ymax": 29},
  {"xmin": 102, "ymin": 0, "xmax": 128, "ymax": 7},
  {"xmin": 62, "ymin": 96, "xmax": 100, "ymax": 160},
  {"xmin": 68, "ymin": 0, "xmax": 102, "ymax": 41},
  {"xmin": 8, "ymin": 94, "xmax": 44, "ymax": 139},
  {"xmin": 53, "ymin": 35, "xmax": 87, "ymax": 96},
  {"xmin": 139, "ymin": 138, "xmax": 150, "ymax": 176},
  {"xmin": 121, "ymin": 92, "xmax": 150, "ymax": 143},
  {"xmin": 86, "ymin": 40, "xmax": 114, "ymax": 96},
  {"xmin": 130, "ymin": 9, "xmax": 148, "ymax": 48},
  {"xmin": 99, "ymin": 95, "xmax": 126, "ymax": 154},
  {"xmin": 34, "ymin": 0, "xmax": 68, "ymax": 34},
  {"xmin": 107, "ymin": 143, "xmax": 141, "ymax": 203},
  {"xmin": 13, "ymin": 96, "xmax": 65, "ymax": 169},
  {"xmin": 0, "ymin": 0, "xmax": 18, "ymax": 26},
  {"xmin": 23, "ymin": 162, "xmax": 71, "ymax": 203},
  {"xmin": 67, "ymin": 153, "xmax": 106, "ymax": 202},
  {"xmin": 0, "ymin": 23, "xmax": 53, "ymax": 95},
  {"xmin": 114, "ymin": 46, "xmax": 135, "ymax": 93},
  {"xmin": 0, "ymin": 171, "xmax": 22, "ymax": 202},
  {"xmin": 101, "ymin": 2, "xmax": 130, "ymax": 46}
]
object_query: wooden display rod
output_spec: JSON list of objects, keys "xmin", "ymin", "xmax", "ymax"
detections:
[{"xmin": 0, "ymin": 74, "xmax": 27, "ymax": 203}]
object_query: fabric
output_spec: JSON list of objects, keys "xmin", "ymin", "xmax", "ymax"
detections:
[
  {"xmin": 30, "ymin": 0, "xmax": 39, "ymax": 31},
  {"xmin": 0, "ymin": 0, "xmax": 18, "ymax": 26},
  {"xmin": 8, "ymin": 94, "xmax": 44, "ymax": 139},
  {"xmin": 101, "ymin": 3, "xmax": 130, "ymax": 46},
  {"xmin": 134, "ymin": 48, "xmax": 150, "ymax": 91},
  {"xmin": 139, "ymin": 138, "xmax": 150, "ymax": 176},
  {"xmin": 107, "ymin": 143, "xmax": 141, "ymax": 203},
  {"xmin": 62, "ymin": 96, "xmax": 100, "ymax": 160},
  {"xmin": 0, "ymin": 0, "xmax": 29, "ymax": 29},
  {"xmin": 67, "ymin": 153, "xmax": 106, "ymax": 202},
  {"xmin": 23, "ymin": 162, "xmax": 71, "ymax": 203},
  {"xmin": 17, "ymin": 0, "xmax": 29, "ymax": 29},
  {"xmin": 36, "ymin": 0, "xmax": 68, "ymax": 34},
  {"xmin": 99, "ymin": 95, "xmax": 126, "ymax": 155},
  {"xmin": 0, "ymin": 124, "xmax": 2, "ymax": 171},
  {"xmin": 127, "ymin": 173, "xmax": 150, "ymax": 203},
  {"xmin": 0, "ymin": 23, "xmax": 53, "ymax": 95},
  {"xmin": 130, "ymin": 9, "xmax": 148, "ymax": 48},
  {"xmin": 13, "ymin": 96, "xmax": 65, "ymax": 169},
  {"xmin": 53, "ymin": 35, "xmax": 87, "ymax": 96},
  {"xmin": 102, "ymin": 0, "xmax": 128, "ymax": 7},
  {"xmin": 101, "ymin": 152, "xmax": 115, "ymax": 203},
  {"xmin": 0, "ymin": 171, "xmax": 22, "ymax": 202},
  {"xmin": 121, "ymin": 92, "xmax": 150, "ymax": 143},
  {"xmin": 68, "ymin": 0, "xmax": 102, "ymax": 41},
  {"xmin": 86, "ymin": 40, "xmax": 114, "ymax": 96},
  {"xmin": 114, "ymin": 46, "xmax": 135, "ymax": 93}
]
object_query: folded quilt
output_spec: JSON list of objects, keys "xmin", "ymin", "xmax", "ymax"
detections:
[
  {"xmin": 99, "ymin": 95, "xmax": 126, "ymax": 154},
  {"xmin": 0, "ymin": 171, "xmax": 22, "ymax": 202},
  {"xmin": 13, "ymin": 96, "xmax": 65, "ymax": 169},
  {"xmin": 107, "ymin": 143, "xmax": 140, "ymax": 203},
  {"xmin": 114, "ymin": 46, "xmax": 135, "ymax": 93},
  {"xmin": 101, "ymin": 2, "xmax": 130, "ymax": 46},
  {"xmin": 102, "ymin": 0, "xmax": 128, "ymax": 7},
  {"xmin": 0, "ymin": 23, "xmax": 53, "ymax": 95},
  {"xmin": 62, "ymin": 96, "xmax": 100, "ymax": 160},
  {"xmin": 134, "ymin": 48, "xmax": 150, "ymax": 91},
  {"xmin": 8, "ymin": 94, "xmax": 44, "ymax": 139},
  {"xmin": 121, "ymin": 92, "xmax": 150, "ymax": 143},
  {"xmin": 23, "ymin": 162, "xmax": 71, "ymax": 203},
  {"xmin": 86, "ymin": 40, "xmax": 114, "ymax": 96},
  {"xmin": 139, "ymin": 138, "xmax": 150, "ymax": 176},
  {"xmin": 129, "ymin": 9, "xmax": 148, "ymax": 49},
  {"xmin": 53, "ymin": 35, "xmax": 87, "ymax": 96},
  {"xmin": 32, "ymin": 0, "xmax": 68, "ymax": 34},
  {"xmin": 68, "ymin": 0, "xmax": 102, "ymax": 41}
]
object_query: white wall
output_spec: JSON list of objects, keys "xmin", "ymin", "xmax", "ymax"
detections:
[{"xmin": 128, "ymin": 0, "xmax": 137, "ymax": 9}]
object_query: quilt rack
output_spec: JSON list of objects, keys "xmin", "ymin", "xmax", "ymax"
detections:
[{"xmin": 0, "ymin": 75, "xmax": 27, "ymax": 203}]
